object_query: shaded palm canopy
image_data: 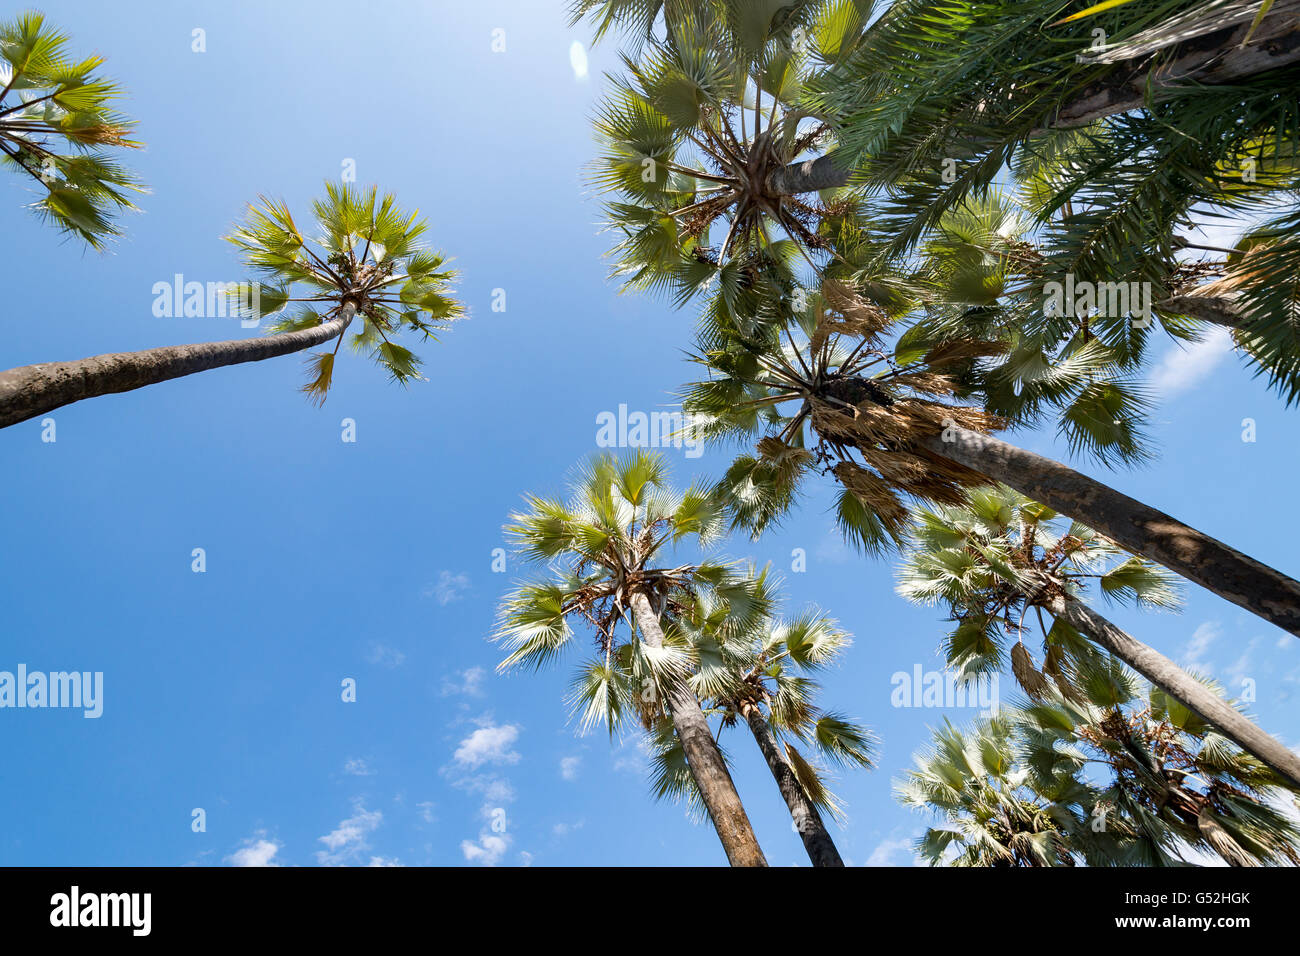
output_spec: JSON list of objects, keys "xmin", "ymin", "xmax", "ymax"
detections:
[
  {"xmin": 228, "ymin": 182, "xmax": 464, "ymax": 403},
  {"xmin": 902, "ymin": 672, "xmax": 1300, "ymax": 867},
  {"xmin": 895, "ymin": 484, "xmax": 1180, "ymax": 697},
  {"xmin": 0, "ymin": 11, "xmax": 143, "ymax": 246},
  {"xmin": 805, "ymin": 0, "xmax": 1300, "ymax": 402},
  {"xmin": 581, "ymin": 0, "xmax": 878, "ymax": 306},
  {"xmin": 647, "ymin": 581, "xmax": 876, "ymax": 816}
]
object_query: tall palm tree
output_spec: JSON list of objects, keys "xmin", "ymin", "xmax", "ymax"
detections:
[
  {"xmin": 494, "ymin": 450, "xmax": 769, "ymax": 866},
  {"xmin": 683, "ymin": 277, "xmax": 1300, "ymax": 637},
  {"xmin": 904, "ymin": 673, "xmax": 1300, "ymax": 866},
  {"xmin": 895, "ymin": 483, "xmax": 1300, "ymax": 787},
  {"xmin": 649, "ymin": 581, "xmax": 876, "ymax": 865},
  {"xmin": 0, "ymin": 11, "xmax": 143, "ymax": 246},
  {"xmin": 0, "ymin": 182, "xmax": 462, "ymax": 428}
]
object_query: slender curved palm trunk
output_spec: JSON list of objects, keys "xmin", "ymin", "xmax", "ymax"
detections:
[
  {"xmin": 0, "ymin": 303, "xmax": 356, "ymax": 428},
  {"xmin": 917, "ymin": 427, "xmax": 1300, "ymax": 637},
  {"xmin": 629, "ymin": 592, "xmax": 767, "ymax": 867},
  {"xmin": 1044, "ymin": 594, "xmax": 1300, "ymax": 789},
  {"xmin": 739, "ymin": 700, "xmax": 843, "ymax": 867}
]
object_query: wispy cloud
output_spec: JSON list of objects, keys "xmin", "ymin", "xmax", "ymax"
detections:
[
  {"xmin": 453, "ymin": 723, "xmax": 521, "ymax": 769},
  {"xmin": 441, "ymin": 666, "xmax": 486, "ymax": 697},
  {"xmin": 560, "ymin": 755, "xmax": 581, "ymax": 781},
  {"xmin": 423, "ymin": 570, "xmax": 471, "ymax": 605},
  {"xmin": 461, "ymin": 832, "xmax": 510, "ymax": 866},
  {"xmin": 865, "ymin": 833, "xmax": 921, "ymax": 867},
  {"xmin": 1149, "ymin": 328, "xmax": 1233, "ymax": 399},
  {"xmin": 366, "ymin": 642, "xmax": 406, "ymax": 669},
  {"xmin": 1181, "ymin": 621, "xmax": 1222, "ymax": 673},
  {"xmin": 226, "ymin": 833, "xmax": 282, "ymax": 867},
  {"xmin": 343, "ymin": 758, "xmax": 375, "ymax": 777},
  {"xmin": 316, "ymin": 801, "xmax": 383, "ymax": 866}
]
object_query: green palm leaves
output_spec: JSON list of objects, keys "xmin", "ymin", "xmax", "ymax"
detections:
[
  {"xmin": 686, "ymin": 276, "xmax": 1001, "ymax": 553},
  {"xmin": 903, "ymin": 674, "xmax": 1300, "ymax": 866},
  {"xmin": 896, "ymin": 484, "xmax": 1181, "ymax": 695},
  {"xmin": 810, "ymin": 0, "xmax": 1300, "ymax": 403},
  {"xmin": 0, "ymin": 11, "xmax": 143, "ymax": 247},
  {"xmin": 225, "ymin": 182, "xmax": 463, "ymax": 404},
  {"xmin": 590, "ymin": 0, "xmax": 872, "ymax": 305},
  {"xmin": 495, "ymin": 450, "xmax": 732, "ymax": 706},
  {"xmin": 899, "ymin": 716, "xmax": 1080, "ymax": 866}
]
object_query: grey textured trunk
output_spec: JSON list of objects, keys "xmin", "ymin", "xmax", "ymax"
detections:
[
  {"xmin": 1158, "ymin": 295, "xmax": 1247, "ymax": 329},
  {"xmin": 0, "ymin": 303, "xmax": 356, "ymax": 428},
  {"xmin": 629, "ymin": 591, "xmax": 767, "ymax": 867},
  {"xmin": 766, "ymin": 154, "xmax": 852, "ymax": 195},
  {"xmin": 740, "ymin": 701, "xmax": 843, "ymax": 867},
  {"xmin": 917, "ymin": 427, "xmax": 1300, "ymax": 637},
  {"xmin": 1052, "ymin": 3, "xmax": 1300, "ymax": 128},
  {"xmin": 1045, "ymin": 594, "xmax": 1300, "ymax": 789}
]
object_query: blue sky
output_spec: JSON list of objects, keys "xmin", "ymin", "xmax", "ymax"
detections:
[{"xmin": 1, "ymin": 0, "xmax": 1297, "ymax": 867}]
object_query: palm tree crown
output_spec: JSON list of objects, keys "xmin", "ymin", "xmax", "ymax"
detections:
[
  {"xmin": 0, "ymin": 11, "xmax": 143, "ymax": 246},
  {"xmin": 227, "ymin": 182, "xmax": 464, "ymax": 404}
]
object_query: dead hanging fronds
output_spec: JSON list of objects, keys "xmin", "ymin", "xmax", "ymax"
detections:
[
  {"xmin": 1011, "ymin": 641, "xmax": 1052, "ymax": 700},
  {"xmin": 1043, "ymin": 643, "xmax": 1087, "ymax": 704},
  {"xmin": 833, "ymin": 461, "xmax": 911, "ymax": 533},
  {"xmin": 818, "ymin": 277, "xmax": 892, "ymax": 342}
]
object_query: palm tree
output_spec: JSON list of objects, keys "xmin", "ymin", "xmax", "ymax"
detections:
[
  {"xmin": 494, "ymin": 450, "xmax": 768, "ymax": 866},
  {"xmin": 895, "ymin": 483, "xmax": 1300, "ymax": 787},
  {"xmin": 898, "ymin": 715, "xmax": 1086, "ymax": 866},
  {"xmin": 1020, "ymin": 676, "xmax": 1300, "ymax": 867},
  {"xmin": 0, "ymin": 182, "xmax": 463, "ymax": 428},
  {"xmin": 649, "ymin": 580, "xmax": 876, "ymax": 865},
  {"xmin": 804, "ymin": 0, "xmax": 1300, "ymax": 400},
  {"xmin": 584, "ymin": 0, "xmax": 873, "ymax": 305},
  {"xmin": 905, "ymin": 671, "xmax": 1300, "ymax": 866},
  {"xmin": 683, "ymin": 277, "xmax": 1300, "ymax": 637},
  {"xmin": 0, "ymin": 11, "xmax": 143, "ymax": 246}
]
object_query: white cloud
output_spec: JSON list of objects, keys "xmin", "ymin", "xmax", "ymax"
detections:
[
  {"xmin": 1181, "ymin": 621, "xmax": 1222, "ymax": 672},
  {"xmin": 461, "ymin": 832, "xmax": 510, "ymax": 866},
  {"xmin": 343, "ymin": 758, "xmax": 374, "ymax": 777},
  {"xmin": 865, "ymin": 835, "xmax": 920, "ymax": 867},
  {"xmin": 1149, "ymin": 327, "xmax": 1233, "ymax": 399},
  {"xmin": 553, "ymin": 820, "xmax": 585, "ymax": 838},
  {"xmin": 367, "ymin": 856, "xmax": 403, "ymax": 867},
  {"xmin": 226, "ymin": 834, "xmax": 282, "ymax": 868},
  {"xmin": 424, "ymin": 570, "xmax": 470, "ymax": 605},
  {"xmin": 569, "ymin": 41, "xmax": 588, "ymax": 80},
  {"xmin": 560, "ymin": 756, "xmax": 581, "ymax": 781},
  {"xmin": 453, "ymin": 723, "xmax": 521, "ymax": 769},
  {"xmin": 416, "ymin": 801, "xmax": 437, "ymax": 824},
  {"xmin": 366, "ymin": 643, "xmax": 406, "ymax": 668},
  {"xmin": 316, "ymin": 802, "xmax": 383, "ymax": 866},
  {"xmin": 441, "ymin": 666, "xmax": 486, "ymax": 697}
]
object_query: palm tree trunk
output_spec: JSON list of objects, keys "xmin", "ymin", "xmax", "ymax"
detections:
[
  {"xmin": 1158, "ymin": 295, "xmax": 1247, "ymax": 329},
  {"xmin": 0, "ymin": 303, "xmax": 356, "ymax": 428},
  {"xmin": 766, "ymin": 155, "xmax": 852, "ymax": 195},
  {"xmin": 628, "ymin": 591, "xmax": 767, "ymax": 867},
  {"xmin": 1043, "ymin": 593, "xmax": 1300, "ymax": 789},
  {"xmin": 738, "ymin": 699, "xmax": 844, "ymax": 867},
  {"xmin": 917, "ymin": 426, "xmax": 1300, "ymax": 637}
]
